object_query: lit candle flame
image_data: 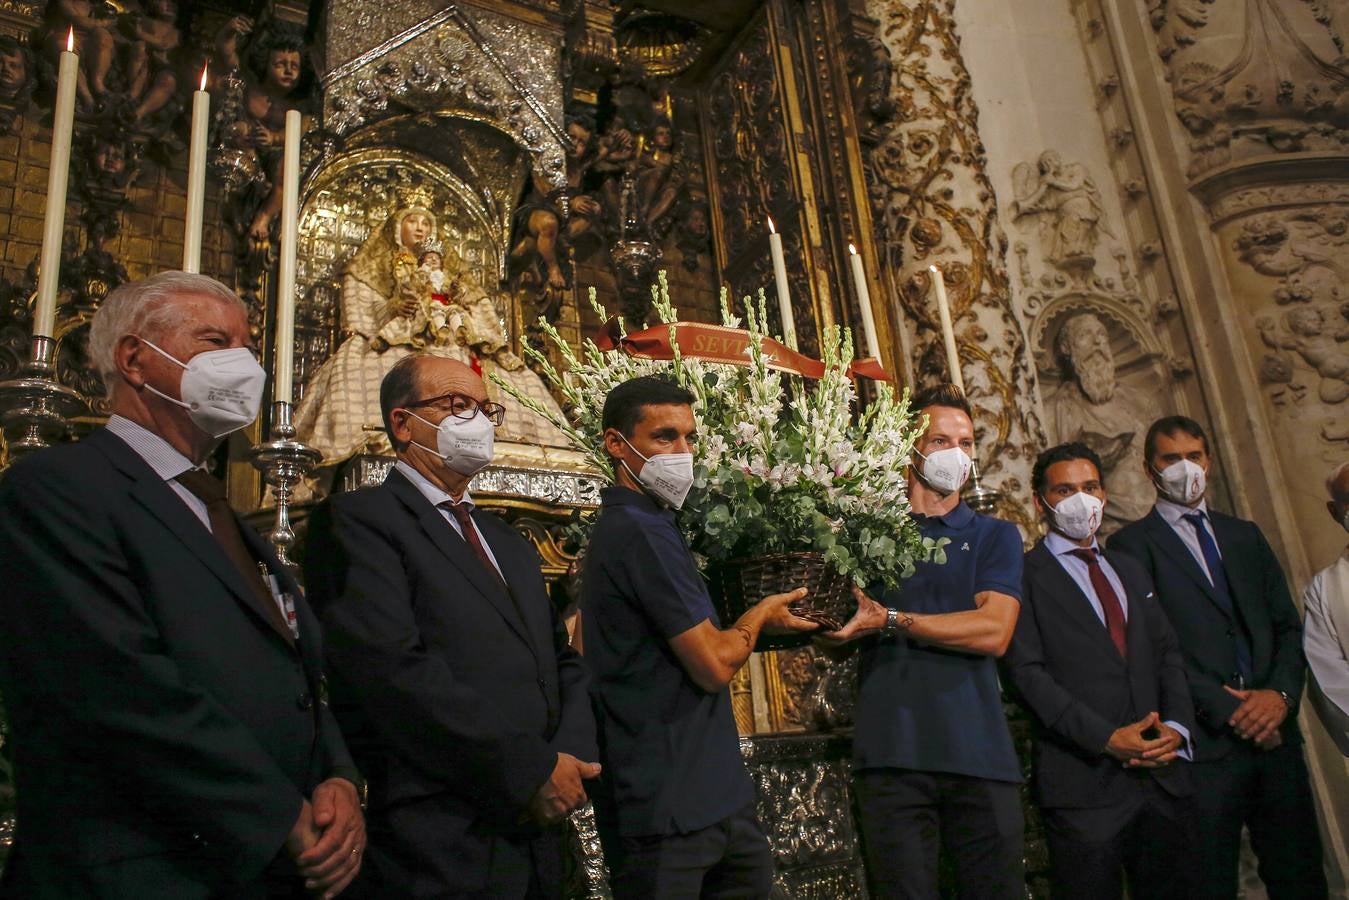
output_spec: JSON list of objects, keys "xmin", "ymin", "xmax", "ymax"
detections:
[
  {"xmin": 929, "ymin": 264, "xmax": 939, "ymax": 273},
  {"xmin": 767, "ymin": 216, "xmax": 776, "ymax": 235},
  {"xmin": 66, "ymin": 28, "xmax": 74, "ymax": 53},
  {"xmin": 849, "ymin": 243, "xmax": 858, "ymax": 255},
  {"xmin": 199, "ymin": 64, "xmax": 208, "ymax": 92}
]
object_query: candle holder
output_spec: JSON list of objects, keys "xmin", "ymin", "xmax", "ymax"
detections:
[
  {"xmin": 249, "ymin": 400, "xmax": 322, "ymax": 568},
  {"xmin": 0, "ymin": 335, "xmax": 86, "ymax": 463},
  {"xmin": 963, "ymin": 457, "xmax": 1002, "ymax": 516}
]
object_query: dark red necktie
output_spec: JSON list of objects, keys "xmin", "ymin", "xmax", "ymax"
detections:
[
  {"xmin": 1070, "ymin": 547, "xmax": 1127, "ymax": 658},
  {"xmin": 443, "ymin": 501, "xmax": 506, "ymax": 590},
  {"xmin": 176, "ymin": 468, "xmax": 292, "ymax": 642}
]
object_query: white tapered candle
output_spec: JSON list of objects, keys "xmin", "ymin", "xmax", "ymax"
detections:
[
  {"xmin": 273, "ymin": 109, "xmax": 301, "ymax": 403},
  {"xmin": 848, "ymin": 243, "xmax": 881, "ymax": 360},
  {"xmin": 182, "ymin": 65, "xmax": 209, "ymax": 274},
  {"xmin": 930, "ymin": 264, "xmax": 964, "ymax": 393},
  {"xmin": 33, "ymin": 30, "xmax": 78, "ymax": 338},
  {"xmin": 767, "ymin": 217, "xmax": 797, "ymax": 351}
]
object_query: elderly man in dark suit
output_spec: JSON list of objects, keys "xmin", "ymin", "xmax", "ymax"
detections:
[
  {"xmin": 1110, "ymin": 415, "xmax": 1327, "ymax": 899},
  {"xmin": 304, "ymin": 353, "xmax": 598, "ymax": 899},
  {"xmin": 1006, "ymin": 442, "xmax": 1195, "ymax": 899},
  {"xmin": 0, "ymin": 271, "xmax": 365, "ymax": 899}
]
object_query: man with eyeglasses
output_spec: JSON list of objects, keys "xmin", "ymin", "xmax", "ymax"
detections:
[{"xmin": 305, "ymin": 354, "xmax": 599, "ymax": 899}]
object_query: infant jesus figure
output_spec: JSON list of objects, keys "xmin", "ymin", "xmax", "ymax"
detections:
[{"xmin": 413, "ymin": 236, "xmax": 461, "ymax": 343}]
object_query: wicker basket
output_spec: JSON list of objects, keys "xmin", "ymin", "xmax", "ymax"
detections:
[{"xmin": 709, "ymin": 551, "xmax": 856, "ymax": 649}]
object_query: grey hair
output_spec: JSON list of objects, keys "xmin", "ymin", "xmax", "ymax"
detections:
[
  {"xmin": 88, "ymin": 271, "xmax": 245, "ymax": 390},
  {"xmin": 1326, "ymin": 461, "xmax": 1349, "ymax": 499}
]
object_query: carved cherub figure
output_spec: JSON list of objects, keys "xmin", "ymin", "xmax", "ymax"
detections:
[
  {"xmin": 46, "ymin": 0, "xmax": 117, "ymax": 108},
  {"xmin": 0, "ymin": 35, "xmax": 32, "ymax": 106},
  {"xmin": 124, "ymin": 0, "xmax": 179, "ymax": 123},
  {"xmin": 1258, "ymin": 304, "xmax": 1349, "ymax": 404},
  {"xmin": 212, "ymin": 15, "xmax": 309, "ymax": 251}
]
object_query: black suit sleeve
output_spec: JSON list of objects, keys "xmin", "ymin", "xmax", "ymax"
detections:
[
  {"xmin": 1137, "ymin": 572, "xmax": 1196, "ymax": 737},
  {"xmin": 1004, "ymin": 566, "xmax": 1117, "ymax": 757},
  {"xmin": 1250, "ymin": 523, "xmax": 1306, "ymax": 704},
  {"xmin": 544, "ymin": 575, "xmax": 598, "ymax": 762},
  {"xmin": 305, "ymin": 499, "xmax": 557, "ymax": 815},
  {"xmin": 0, "ymin": 460, "xmax": 303, "ymax": 877}
]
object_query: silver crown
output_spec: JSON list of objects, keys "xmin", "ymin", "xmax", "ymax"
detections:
[{"xmin": 416, "ymin": 236, "xmax": 445, "ymax": 257}]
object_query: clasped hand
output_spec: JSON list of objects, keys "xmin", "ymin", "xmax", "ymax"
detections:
[
  {"xmin": 1105, "ymin": 711, "xmax": 1182, "ymax": 768},
  {"xmin": 287, "ymin": 778, "xmax": 366, "ymax": 899},
  {"xmin": 1223, "ymin": 685, "xmax": 1287, "ymax": 749}
]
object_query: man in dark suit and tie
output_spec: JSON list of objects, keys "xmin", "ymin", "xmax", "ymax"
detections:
[
  {"xmin": 1110, "ymin": 415, "xmax": 1327, "ymax": 898},
  {"xmin": 1006, "ymin": 442, "xmax": 1196, "ymax": 899},
  {"xmin": 304, "ymin": 354, "xmax": 599, "ymax": 898},
  {"xmin": 0, "ymin": 271, "xmax": 365, "ymax": 898}
]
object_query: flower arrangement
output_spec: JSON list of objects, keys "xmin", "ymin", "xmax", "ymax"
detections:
[{"xmin": 493, "ymin": 273, "xmax": 946, "ymax": 596}]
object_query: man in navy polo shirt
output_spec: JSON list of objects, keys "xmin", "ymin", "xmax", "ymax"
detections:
[
  {"xmin": 826, "ymin": 383, "xmax": 1025, "ymax": 899},
  {"xmin": 582, "ymin": 375, "xmax": 816, "ymax": 899}
]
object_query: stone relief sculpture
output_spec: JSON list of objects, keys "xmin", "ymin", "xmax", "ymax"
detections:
[
  {"xmin": 1240, "ymin": 208, "xmax": 1349, "ymax": 411},
  {"xmin": 293, "ymin": 205, "xmax": 571, "ymax": 486},
  {"xmin": 1044, "ymin": 312, "xmax": 1156, "ymax": 532},
  {"xmin": 1012, "ymin": 151, "xmax": 1113, "ymax": 271},
  {"xmin": 1149, "ymin": 0, "xmax": 1348, "ymax": 177}
]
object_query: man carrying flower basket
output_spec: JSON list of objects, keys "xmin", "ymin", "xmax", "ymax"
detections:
[
  {"xmin": 581, "ymin": 375, "xmax": 818, "ymax": 899},
  {"xmin": 826, "ymin": 384, "xmax": 1026, "ymax": 900}
]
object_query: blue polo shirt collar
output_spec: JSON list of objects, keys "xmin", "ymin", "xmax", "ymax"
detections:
[
  {"xmin": 916, "ymin": 500, "xmax": 974, "ymax": 529},
  {"xmin": 600, "ymin": 484, "xmax": 673, "ymax": 518}
]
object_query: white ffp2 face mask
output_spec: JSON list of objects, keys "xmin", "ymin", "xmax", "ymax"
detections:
[
  {"xmin": 138, "ymin": 337, "xmax": 265, "ymax": 439},
  {"xmin": 410, "ymin": 410, "xmax": 496, "ymax": 476},
  {"xmin": 620, "ymin": 433, "xmax": 694, "ymax": 510},
  {"xmin": 1045, "ymin": 491, "xmax": 1105, "ymax": 541},
  {"xmin": 914, "ymin": 445, "xmax": 972, "ymax": 495},
  {"xmin": 1153, "ymin": 459, "xmax": 1206, "ymax": 506}
]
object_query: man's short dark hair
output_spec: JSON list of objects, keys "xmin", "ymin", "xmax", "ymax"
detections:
[
  {"xmin": 380, "ymin": 354, "xmax": 424, "ymax": 450},
  {"xmin": 601, "ymin": 376, "xmax": 694, "ymax": 439},
  {"xmin": 912, "ymin": 382, "xmax": 972, "ymax": 419},
  {"xmin": 1032, "ymin": 441, "xmax": 1104, "ymax": 495},
  {"xmin": 1143, "ymin": 415, "xmax": 1208, "ymax": 463}
]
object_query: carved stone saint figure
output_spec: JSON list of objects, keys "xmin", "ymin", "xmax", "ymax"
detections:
[
  {"xmin": 293, "ymin": 207, "xmax": 572, "ymax": 477},
  {"xmin": 1012, "ymin": 151, "xmax": 1112, "ymax": 269},
  {"xmin": 1044, "ymin": 312, "xmax": 1153, "ymax": 532}
]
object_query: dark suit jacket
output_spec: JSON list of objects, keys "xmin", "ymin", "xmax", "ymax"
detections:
[
  {"xmin": 1109, "ymin": 507, "xmax": 1306, "ymax": 760},
  {"xmin": 0, "ymin": 428, "xmax": 355, "ymax": 899},
  {"xmin": 1004, "ymin": 541, "xmax": 1194, "ymax": 831},
  {"xmin": 304, "ymin": 467, "xmax": 596, "ymax": 897}
]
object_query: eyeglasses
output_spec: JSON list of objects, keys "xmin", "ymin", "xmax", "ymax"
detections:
[{"xmin": 404, "ymin": 391, "xmax": 507, "ymax": 426}]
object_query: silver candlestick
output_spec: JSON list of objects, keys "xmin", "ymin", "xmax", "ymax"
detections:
[
  {"xmin": 0, "ymin": 335, "xmax": 85, "ymax": 463},
  {"xmin": 249, "ymin": 400, "xmax": 321, "ymax": 567},
  {"xmin": 963, "ymin": 456, "xmax": 1002, "ymax": 516}
]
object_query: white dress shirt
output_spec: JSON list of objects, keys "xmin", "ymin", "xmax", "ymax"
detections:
[
  {"xmin": 1155, "ymin": 497, "xmax": 1218, "ymax": 583},
  {"xmin": 106, "ymin": 415, "xmax": 209, "ymax": 530},
  {"xmin": 394, "ymin": 461, "xmax": 505, "ymax": 580},
  {"xmin": 1045, "ymin": 529, "xmax": 1192, "ymax": 757},
  {"xmin": 1302, "ymin": 550, "xmax": 1349, "ymax": 756}
]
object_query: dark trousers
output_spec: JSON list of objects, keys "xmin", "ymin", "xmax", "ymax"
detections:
[
  {"xmin": 1042, "ymin": 782, "xmax": 1195, "ymax": 900},
  {"xmin": 1189, "ymin": 739, "xmax": 1326, "ymax": 900},
  {"xmin": 853, "ymin": 768, "xmax": 1024, "ymax": 900},
  {"xmin": 602, "ymin": 803, "xmax": 774, "ymax": 900}
]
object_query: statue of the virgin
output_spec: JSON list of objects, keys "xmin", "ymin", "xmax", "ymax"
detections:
[{"xmin": 293, "ymin": 204, "xmax": 573, "ymax": 478}]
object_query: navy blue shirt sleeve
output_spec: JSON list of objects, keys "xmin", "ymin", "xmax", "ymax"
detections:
[
  {"xmin": 974, "ymin": 519, "xmax": 1024, "ymax": 601},
  {"xmin": 618, "ymin": 519, "xmax": 717, "ymax": 640}
]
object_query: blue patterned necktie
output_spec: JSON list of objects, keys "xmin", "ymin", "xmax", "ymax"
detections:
[{"xmin": 1182, "ymin": 511, "xmax": 1254, "ymax": 684}]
